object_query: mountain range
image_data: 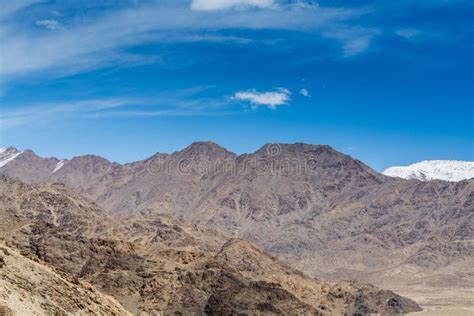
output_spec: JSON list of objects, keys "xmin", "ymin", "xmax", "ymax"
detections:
[{"xmin": 0, "ymin": 142, "xmax": 472, "ymax": 306}]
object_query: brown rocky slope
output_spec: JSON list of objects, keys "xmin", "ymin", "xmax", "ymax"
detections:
[
  {"xmin": 0, "ymin": 176, "xmax": 420, "ymax": 315},
  {"xmin": 0, "ymin": 243, "xmax": 130, "ymax": 316}
]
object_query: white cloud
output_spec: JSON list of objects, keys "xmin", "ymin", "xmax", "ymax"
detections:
[
  {"xmin": 191, "ymin": 0, "xmax": 274, "ymax": 11},
  {"xmin": 299, "ymin": 88, "xmax": 310, "ymax": 97},
  {"xmin": 233, "ymin": 88, "xmax": 291, "ymax": 109},
  {"xmin": 36, "ymin": 19, "xmax": 61, "ymax": 30}
]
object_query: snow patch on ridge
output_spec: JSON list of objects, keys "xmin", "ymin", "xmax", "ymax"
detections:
[
  {"xmin": 383, "ymin": 160, "xmax": 474, "ymax": 182},
  {"xmin": 0, "ymin": 147, "xmax": 23, "ymax": 167},
  {"xmin": 52, "ymin": 160, "xmax": 66, "ymax": 173}
]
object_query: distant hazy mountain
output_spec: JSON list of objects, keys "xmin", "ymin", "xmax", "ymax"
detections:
[
  {"xmin": 1, "ymin": 143, "xmax": 473, "ymax": 305},
  {"xmin": 383, "ymin": 160, "xmax": 474, "ymax": 181}
]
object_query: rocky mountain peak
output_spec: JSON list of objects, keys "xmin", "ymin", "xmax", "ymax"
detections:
[
  {"xmin": 0, "ymin": 146, "xmax": 19, "ymax": 154},
  {"xmin": 69, "ymin": 154, "xmax": 114, "ymax": 164},
  {"xmin": 0, "ymin": 146, "xmax": 23, "ymax": 167},
  {"xmin": 254, "ymin": 143, "xmax": 339, "ymax": 158},
  {"xmin": 250, "ymin": 143, "xmax": 381, "ymax": 181},
  {"xmin": 178, "ymin": 141, "xmax": 236, "ymax": 159}
]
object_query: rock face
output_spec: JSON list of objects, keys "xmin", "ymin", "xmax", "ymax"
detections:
[
  {"xmin": 0, "ymin": 176, "xmax": 421, "ymax": 315},
  {"xmin": 0, "ymin": 243, "xmax": 130, "ymax": 316},
  {"xmin": 1, "ymin": 142, "xmax": 473, "ymax": 304},
  {"xmin": 383, "ymin": 160, "xmax": 474, "ymax": 181}
]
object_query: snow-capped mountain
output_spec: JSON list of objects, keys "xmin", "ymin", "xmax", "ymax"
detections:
[
  {"xmin": 0, "ymin": 147, "xmax": 23, "ymax": 167},
  {"xmin": 383, "ymin": 160, "xmax": 474, "ymax": 182}
]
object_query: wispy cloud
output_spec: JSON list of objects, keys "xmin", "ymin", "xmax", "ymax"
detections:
[
  {"xmin": 35, "ymin": 19, "xmax": 61, "ymax": 30},
  {"xmin": 233, "ymin": 88, "xmax": 291, "ymax": 109},
  {"xmin": 191, "ymin": 0, "xmax": 275, "ymax": 11},
  {"xmin": 322, "ymin": 25, "xmax": 380, "ymax": 57},
  {"xmin": 1, "ymin": 0, "xmax": 468, "ymax": 85},
  {"xmin": 0, "ymin": 0, "xmax": 43, "ymax": 19},
  {"xmin": 0, "ymin": 2, "xmax": 373, "ymax": 81},
  {"xmin": 0, "ymin": 88, "xmax": 237, "ymax": 128},
  {"xmin": 0, "ymin": 98, "xmax": 140, "ymax": 127},
  {"xmin": 396, "ymin": 28, "xmax": 420, "ymax": 39}
]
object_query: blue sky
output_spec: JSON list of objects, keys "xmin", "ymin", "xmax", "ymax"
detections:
[{"xmin": 0, "ymin": 0, "xmax": 472, "ymax": 171}]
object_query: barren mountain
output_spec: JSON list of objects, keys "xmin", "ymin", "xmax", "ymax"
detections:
[
  {"xmin": 0, "ymin": 176, "xmax": 420, "ymax": 315},
  {"xmin": 1, "ymin": 142, "xmax": 472, "ymax": 304}
]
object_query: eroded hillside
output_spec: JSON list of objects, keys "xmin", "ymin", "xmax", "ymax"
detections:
[{"xmin": 0, "ymin": 176, "xmax": 421, "ymax": 315}]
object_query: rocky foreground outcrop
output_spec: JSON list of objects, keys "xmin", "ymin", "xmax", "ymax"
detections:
[
  {"xmin": 0, "ymin": 176, "xmax": 421, "ymax": 315},
  {"xmin": 0, "ymin": 243, "xmax": 130, "ymax": 316}
]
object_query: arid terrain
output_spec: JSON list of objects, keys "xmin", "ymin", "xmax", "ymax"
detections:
[
  {"xmin": 0, "ymin": 176, "xmax": 422, "ymax": 314},
  {"xmin": 410, "ymin": 305, "xmax": 474, "ymax": 316},
  {"xmin": 2, "ymin": 142, "xmax": 472, "ymax": 307}
]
